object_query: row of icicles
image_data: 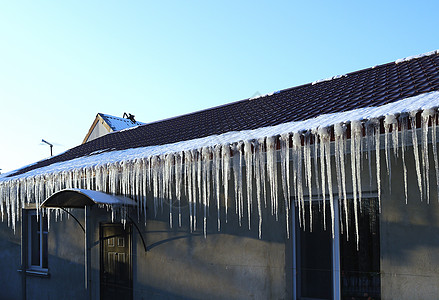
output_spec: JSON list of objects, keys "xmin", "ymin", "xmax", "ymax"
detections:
[{"xmin": 1, "ymin": 109, "xmax": 438, "ymax": 247}]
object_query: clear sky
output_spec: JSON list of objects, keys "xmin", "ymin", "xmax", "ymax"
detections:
[{"xmin": 0, "ymin": 1, "xmax": 438, "ymax": 174}]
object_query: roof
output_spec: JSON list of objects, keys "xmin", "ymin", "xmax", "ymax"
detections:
[
  {"xmin": 6, "ymin": 50, "xmax": 439, "ymax": 177},
  {"xmin": 82, "ymin": 113, "xmax": 144, "ymax": 143}
]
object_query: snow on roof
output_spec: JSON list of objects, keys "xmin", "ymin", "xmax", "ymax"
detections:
[
  {"xmin": 2, "ymin": 91, "xmax": 438, "ymax": 182},
  {"xmin": 100, "ymin": 113, "xmax": 144, "ymax": 131},
  {"xmin": 395, "ymin": 49, "xmax": 439, "ymax": 64},
  {"xmin": 312, "ymin": 74, "xmax": 347, "ymax": 85},
  {"xmin": 249, "ymin": 91, "xmax": 279, "ymax": 100}
]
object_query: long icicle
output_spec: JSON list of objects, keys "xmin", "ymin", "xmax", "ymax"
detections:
[
  {"xmin": 320, "ymin": 127, "xmax": 335, "ymax": 238},
  {"xmin": 422, "ymin": 109, "xmax": 435, "ymax": 204},
  {"xmin": 280, "ymin": 133, "xmax": 290, "ymax": 237},
  {"xmin": 304, "ymin": 133, "xmax": 313, "ymax": 232},
  {"xmin": 244, "ymin": 140, "xmax": 253, "ymax": 230},
  {"xmin": 222, "ymin": 143, "xmax": 231, "ymax": 223},
  {"xmin": 253, "ymin": 140, "xmax": 263, "ymax": 238},
  {"xmin": 431, "ymin": 110, "xmax": 439, "ymax": 202},
  {"xmin": 266, "ymin": 136, "xmax": 279, "ymax": 220},
  {"xmin": 370, "ymin": 118, "xmax": 382, "ymax": 212},
  {"xmin": 213, "ymin": 145, "xmax": 222, "ymax": 231},
  {"xmin": 384, "ymin": 114, "xmax": 398, "ymax": 192},
  {"xmin": 317, "ymin": 128, "xmax": 327, "ymax": 231},
  {"xmin": 400, "ymin": 114, "xmax": 409, "ymax": 203},
  {"xmin": 410, "ymin": 111, "xmax": 423, "ymax": 201},
  {"xmin": 335, "ymin": 123, "xmax": 348, "ymax": 240},
  {"xmin": 293, "ymin": 132, "xmax": 304, "ymax": 231},
  {"xmin": 351, "ymin": 120, "xmax": 363, "ymax": 249}
]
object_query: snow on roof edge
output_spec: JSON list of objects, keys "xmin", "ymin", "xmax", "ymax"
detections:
[
  {"xmin": 395, "ymin": 49, "xmax": 439, "ymax": 64},
  {"xmin": 312, "ymin": 74, "xmax": 347, "ymax": 85},
  {"xmin": 2, "ymin": 91, "xmax": 439, "ymax": 182}
]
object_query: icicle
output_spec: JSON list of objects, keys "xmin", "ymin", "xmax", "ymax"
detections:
[
  {"xmin": 201, "ymin": 147, "xmax": 211, "ymax": 236},
  {"xmin": 244, "ymin": 140, "xmax": 253, "ymax": 230},
  {"xmin": 303, "ymin": 132, "xmax": 313, "ymax": 232},
  {"xmin": 151, "ymin": 156, "xmax": 160, "ymax": 216},
  {"xmin": 319, "ymin": 127, "xmax": 335, "ymax": 237},
  {"xmin": 266, "ymin": 136, "xmax": 279, "ymax": 221},
  {"xmin": 293, "ymin": 132, "xmax": 304, "ymax": 231},
  {"xmin": 410, "ymin": 111, "xmax": 423, "ymax": 201},
  {"xmin": 0, "ymin": 183, "xmax": 4, "ymax": 222},
  {"xmin": 370, "ymin": 118, "xmax": 382, "ymax": 212},
  {"xmin": 291, "ymin": 133, "xmax": 300, "ymax": 227},
  {"xmin": 197, "ymin": 150, "xmax": 203, "ymax": 228},
  {"xmin": 365, "ymin": 121, "xmax": 374, "ymax": 188},
  {"xmin": 422, "ymin": 109, "xmax": 435, "ymax": 204},
  {"xmin": 351, "ymin": 120, "xmax": 363, "ymax": 249},
  {"xmin": 431, "ymin": 110, "xmax": 439, "ymax": 203},
  {"xmin": 253, "ymin": 140, "xmax": 263, "ymax": 238},
  {"xmin": 164, "ymin": 154, "xmax": 174, "ymax": 228},
  {"xmin": 280, "ymin": 133, "xmax": 291, "ymax": 237},
  {"xmin": 175, "ymin": 153, "xmax": 183, "ymax": 227},
  {"xmin": 317, "ymin": 128, "xmax": 327, "ymax": 231},
  {"xmin": 257, "ymin": 138, "xmax": 268, "ymax": 208},
  {"xmin": 141, "ymin": 158, "xmax": 148, "ymax": 224},
  {"xmin": 311, "ymin": 129, "xmax": 321, "ymax": 201},
  {"xmin": 213, "ymin": 145, "xmax": 222, "ymax": 231},
  {"xmin": 384, "ymin": 114, "xmax": 398, "ymax": 191},
  {"xmin": 184, "ymin": 150, "xmax": 194, "ymax": 232},
  {"xmin": 400, "ymin": 114, "xmax": 409, "ymax": 203},
  {"xmin": 134, "ymin": 159, "xmax": 142, "ymax": 204},
  {"xmin": 221, "ymin": 144, "xmax": 231, "ymax": 223},
  {"xmin": 335, "ymin": 123, "xmax": 348, "ymax": 240},
  {"xmin": 191, "ymin": 150, "xmax": 198, "ymax": 231},
  {"xmin": 232, "ymin": 142, "xmax": 244, "ymax": 226}
]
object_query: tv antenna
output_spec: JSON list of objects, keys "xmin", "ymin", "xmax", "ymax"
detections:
[{"xmin": 41, "ymin": 139, "xmax": 53, "ymax": 156}]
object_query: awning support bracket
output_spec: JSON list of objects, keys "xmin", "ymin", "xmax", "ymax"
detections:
[
  {"xmin": 127, "ymin": 215, "xmax": 147, "ymax": 252},
  {"xmin": 59, "ymin": 207, "xmax": 85, "ymax": 233}
]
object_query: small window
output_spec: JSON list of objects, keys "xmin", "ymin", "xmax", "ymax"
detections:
[{"xmin": 26, "ymin": 210, "xmax": 48, "ymax": 271}]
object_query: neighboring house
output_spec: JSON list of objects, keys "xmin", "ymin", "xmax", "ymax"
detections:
[
  {"xmin": 83, "ymin": 113, "xmax": 144, "ymax": 143},
  {"xmin": 1, "ymin": 50, "xmax": 439, "ymax": 300}
]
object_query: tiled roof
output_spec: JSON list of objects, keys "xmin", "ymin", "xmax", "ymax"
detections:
[{"xmin": 8, "ymin": 51, "xmax": 439, "ymax": 177}]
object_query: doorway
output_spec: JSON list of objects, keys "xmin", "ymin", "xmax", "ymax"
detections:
[{"xmin": 100, "ymin": 223, "xmax": 133, "ymax": 300}]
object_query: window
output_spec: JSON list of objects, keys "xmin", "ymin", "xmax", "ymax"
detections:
[
  {"xmin": 340, "ymin": 198, "xmax": 380, "ymax": 299},
  {"xmin": 25, "ymin": 210, "xmax": 48, "ymax": 272},
  {"xmin": 295, "ymin": 197, "xmax": 380, "ymax": 300}
]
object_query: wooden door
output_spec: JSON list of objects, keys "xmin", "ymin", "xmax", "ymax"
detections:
[{"xmin": 100, "ymin": 223, "xmax": 132, "ymax": 300}]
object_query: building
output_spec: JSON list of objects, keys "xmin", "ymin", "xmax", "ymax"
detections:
[{"xmin": 1, "ymin": 50, "xmax": 439, "ymax": 299}]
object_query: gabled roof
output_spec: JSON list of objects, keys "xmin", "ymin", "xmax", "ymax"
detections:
[
  {"xmin": 82, "ymin": 113, "xmax": 144, "ymax": 144},
  {"xmin": 7, "ymin": 50, "xmax": 439, "ymax": 177}
]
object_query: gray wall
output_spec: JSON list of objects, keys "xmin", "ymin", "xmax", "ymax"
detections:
[
  {"xmin": 0, "ymin": 220, "xmax": 22, "ymax": 300},
  {"xmin": 380, "ymin": 146, "xmax": 439, "ymax": 299},
  {"xmin": 0, "ymin": 209, "xmax": 86, "ymax": 300}
]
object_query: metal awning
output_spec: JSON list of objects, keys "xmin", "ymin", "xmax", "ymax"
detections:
[
  {"xmin": 39, "ymin": 188, "xmax": 136, "ymax": 299},
  {"xmin": 41, "ymin": 188, "xmax": 137, "ymax": 208}
]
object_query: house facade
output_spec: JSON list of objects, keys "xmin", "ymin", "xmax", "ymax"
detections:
[{"xmin": 1, "ymin": 51, "xmax": 439, "ymax": 300}]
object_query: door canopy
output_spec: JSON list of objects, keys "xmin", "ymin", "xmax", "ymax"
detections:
[{"xmin": 41, "ymin": 188, "xmax": 136, "ymax": 209}]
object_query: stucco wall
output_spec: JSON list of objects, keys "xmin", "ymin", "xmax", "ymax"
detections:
[
  {"xmin": 0, "ymin": 220, "xmax": 22, "ymax": 300},
  {"xmin": 26, "ymin": 209, "xmax": 86, "ymax": 300},
  {"xmin": 380, "ymin": 147, "xmax": 439, "ymax": 299}
]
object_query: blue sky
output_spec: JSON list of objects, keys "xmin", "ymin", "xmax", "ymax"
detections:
[{"xmin": 1, "ymin": 1, "xmax": 438, "ymax": 173}]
